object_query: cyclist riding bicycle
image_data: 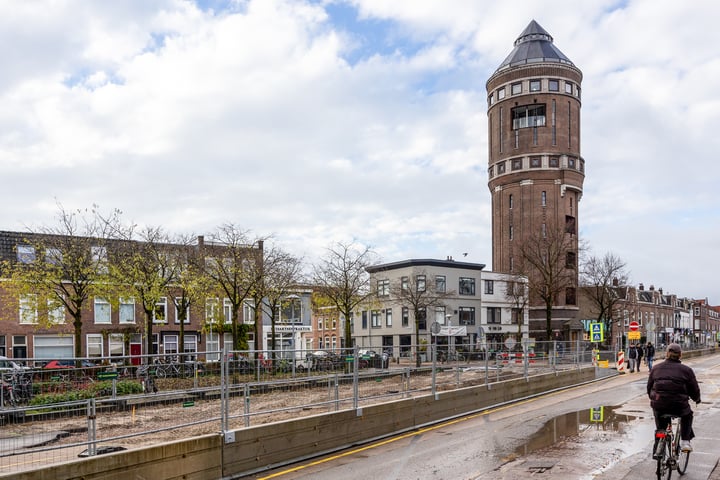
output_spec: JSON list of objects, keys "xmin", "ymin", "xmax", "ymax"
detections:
[{"xmin": 647, "ymin": 343, "xmax": 701, "ymax": 453}]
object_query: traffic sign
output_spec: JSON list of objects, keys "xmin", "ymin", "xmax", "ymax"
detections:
[
  {"xmin": 590, "ymin": 407, "xmax": 604, "ymax": 422},
  {"xmin": 590, "ymin": 322, "xmax": 604, "ymax": 342},
  {"xmin": 628, "ymin": 331, "xmax": 641, "ymax": 340},
  {"xmin": 629, "ymin": 321, "xmax": 639, "ymax": 331}
]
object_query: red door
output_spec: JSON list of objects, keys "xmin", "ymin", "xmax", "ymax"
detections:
[{"xmin": 130, "ymin": 344, "xmax": 142, "ymax": 365}]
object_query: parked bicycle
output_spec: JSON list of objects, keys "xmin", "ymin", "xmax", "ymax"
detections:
[{"xmin": 654, "ymin": 414, "xmax": 690, "ymax": 479}]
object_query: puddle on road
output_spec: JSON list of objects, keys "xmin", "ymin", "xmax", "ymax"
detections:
[{"xmin": 515, "ymin": 405, "xmax": 642, "ymax": 456}]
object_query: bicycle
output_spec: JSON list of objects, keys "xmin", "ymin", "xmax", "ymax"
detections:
[{"xmin": 654, "ymin": 414, "xmax": 690, "ymax": 479}]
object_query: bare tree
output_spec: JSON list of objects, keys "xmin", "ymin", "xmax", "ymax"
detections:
[
  {"xmin": 1, "ymin": 204, "xmax": 119, "ymax": 359},
  {"xmin": 203, "ymin": 224, "xmax": 264, "ymax": 352},
  {"xmin": 312, "ymin": 241, "xmax": 378, "ymax": 349},
  {"xmin": 387, "ymin": 268, "xmax": 453, "ymax": 367},
  {"xmin": 580, "ymin": 251, "xmax": 630, "ymax": 347},
  {"xmin": 504, "ymin": 273, "xmax": 529, "ymax": 341},
  {"xmin": 254, "ymin": 245, "xmax": 304, "ymax": 359},
  {"xmin": 514, "ymin": 219, "xmax": 579, "ymax": 342}
]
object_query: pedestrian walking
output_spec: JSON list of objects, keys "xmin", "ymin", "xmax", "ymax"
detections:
[
  {"xmin": 636, "ymin": 342, "xmax": 644, "ymax": 372},
  {"xmin": 646, "ymin": 342, "xmax": 656, "ymax": 370},
  {"xmin": 627, "ymin": 343, "xmax": 639, "ymax": 372}
]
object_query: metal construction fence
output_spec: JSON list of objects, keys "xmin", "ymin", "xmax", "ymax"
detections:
[{"xmin": 1, "ymin": 340, "xmax": 597, "ymax": 475}]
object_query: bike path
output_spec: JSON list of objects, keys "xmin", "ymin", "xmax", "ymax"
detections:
[{"xmin": 593, "ymin": 356, "xmax": 720, "ymax": 480}]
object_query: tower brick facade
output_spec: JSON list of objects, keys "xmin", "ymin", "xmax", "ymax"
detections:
[{"xmin": 486, "ymin": 21, "xmax": 584, "ymax": 339}]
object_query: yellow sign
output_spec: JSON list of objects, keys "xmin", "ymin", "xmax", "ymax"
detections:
[
  {"xmin": 590, "ymin": 407, "xmax": 604, "ymax": 422},
  {"xmin": 598, "ymin": 360, "xmax": 609, "ymax": 368},
  {"xmin": 628, "ymin": 331, "xmax": 641, "ymax": 340}
]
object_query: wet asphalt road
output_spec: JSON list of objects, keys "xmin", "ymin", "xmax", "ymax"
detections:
[{"xmin": 249, "ymin": 354, "xmax": 720, "ymax": 480}]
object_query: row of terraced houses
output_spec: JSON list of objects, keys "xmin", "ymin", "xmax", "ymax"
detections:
[{"xmin": 0, "ymin": 229, "xmax": 717, "ymax": 364}]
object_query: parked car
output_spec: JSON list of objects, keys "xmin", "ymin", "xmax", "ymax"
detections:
[
  {"xmin": 0, "ymin": 356, "xmax": 29, "ymax": 372},
  {"xmin": 42, "ymin": 359, "xmax": 97, "ymax": 370}
]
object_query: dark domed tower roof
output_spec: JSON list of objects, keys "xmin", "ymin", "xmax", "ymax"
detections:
[{"xmin": 494, "ymin": 20, "xmax": 574, "ymax": 72}]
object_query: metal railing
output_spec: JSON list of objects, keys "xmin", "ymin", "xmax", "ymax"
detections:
[{"xmin": 0, "ymin": 341, "xmax": 603, "ymax": 475}]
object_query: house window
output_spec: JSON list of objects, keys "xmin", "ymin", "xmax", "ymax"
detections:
[
  {"xmin": 19, "ymin": 294, "xmax": 38, "ymax": 324},
  {"xmin": 91, "ymin": 246, "xmax": 108, "ymax": 273},
  {"xmin": 48, "ymin": 300, "xmax": 65, "ymax": 324},
  {"xmin": 377, "ymin": 279, "xmax": 390, "ymax": 296},
  {"xmin": 541, "ymin": 191, "xmax": 547, "ymax": 206},
  {"xmin": 0, "ymin": 336, "xmax": 5, "ymax": 357},
  {"xmin": 566, "ymin": 251, "xmax": 577, "ymax": 269},
  {"xmin": 94, "ymin": 298, "xmax": 111, "ymax": 324},
  {"xmin": 17, "ymin": 245, "xmax": 35, "ymax": 264},
  {"xmin": 511, "ymin": 82, "xmax": 522, "ymax": 95},
  {"xmin": 484, "ymin": 280, "xmax": 494, "ymax": 295},
  {"xmin": 242, "ymin": 300, "xmax": 253, "ymax": 324},
  {"xmin": 497, "ymin": 87, "xmax": 506, "ymax": 100},
  {"xmin": 435, "ymin": 275, "xmax": 446, "ymax": 293},
  {"xmin": 371, "ymin": 310, "xmax": 381, "ymax": 328},
  {"xmin": 34, "ymin": 335, "xmax": 73, "ymax": 359},
  {"xmin": 109, "ymin": 334, "xmax": 124, "ymax": 358},
  {"xmin": 529, "ymin": 79, "xmax": 541, "ymax": 92},
  {"xmin": 459, "ymin": 277, "xmax": 476, "ymax": 295},
  {"xmin": 435, "ymin": 306, "xmax": 446, "ymax": 324},
  {"xmin": 416, "ymin": 275, "xmax": 426, "ymax": 292},
  {"xmin": 417, "ymin": 308, "xmax": 427, "ymax": 330},
  {"xmin": 565, "ymin": 215, "xmax": 576, "ymax": 234},
  {"xmin": 385, "ymin": 309, "xmax": 392, "ymax": 327},
  {"xmin": 164, "ymin": 334, "xmax": 178, "ymax": 354},
  {"xmin": 120, "ymin": 298, "xmax": 135, "ymax": 324},
  {"xmin": 487, "ymin": 307, "xmax": 501, "ymax": 324},
  {"xmin": 87, "ymin": 334, "xmax": 103, "ymax": 358},
  {"xmin": 361, "ymin": 311, "xmax": 368, "ymax": 329},
  {"xmin": 153, "ymin": 297, "xmax": 167, "ymax": 323},
  {"xmin": 45, "ymin": 247, "xmax": 62, "ymax": 265},
  {"xmin": 511, "ymin": 104, "xmax": 546, "ymax": 129},
  {"xmin": 175, "ymin": 299, "xmax": 190, "ymax": 324},
  {"xmin": 565, "ymin": 287, "xmax": 577, "ymax": 305},
  {"xmin": 401, "ymin": 276, "xmax": 409, "ymax": 291},
  {"xmin": 548, "ymin": 79, "xmax": 559, "ymax": 91},
  {"xmin": 459, "ymin": 307, "xmax": 475, "ymax": 325},
  {"xmin": 402, "ymin": 307, "xmax": 409, "ymax": 327}
]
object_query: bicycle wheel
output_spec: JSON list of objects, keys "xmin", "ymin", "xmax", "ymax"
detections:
[
  {"xmin": 674, "ymin": 424, "xmax": 690, "ymax": 475},
  {"xmin": 656, "ymin": 438, "xmax": 673, "ymax": 480}
]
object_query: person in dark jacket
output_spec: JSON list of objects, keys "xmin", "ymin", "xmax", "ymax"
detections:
[
  {"xmin": 645, "ymin": 342, "xmax": 656, "ymax": 370},
  {"xmin": 647, "ymin": 343, "xmax": 701, "ymax": 452},
  {"xmin": 636, "ymin": 343, "xmax": 644, "ymax": 372}
]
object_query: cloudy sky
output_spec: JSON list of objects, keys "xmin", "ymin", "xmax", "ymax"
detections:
[{"xmin": 1, "ymin": 0, "xmax": 719, "ymax": 302}]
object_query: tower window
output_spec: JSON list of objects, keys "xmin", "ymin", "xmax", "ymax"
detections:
[
  {"xmin": 565, "ymin": 82, "xmax": 573, "ymax": 94},
  {"xmin": 548, "ymin": 79, "xmax": 559, "ymax": 91},
  {"xmin": 541, "ymin": 191, "xmax": 547, "ymax": 207},
  {"xmin": 549, "ymin": 156, "xmax": 559, "ymax": 167},
  {"xmin": 509, "ymin": 225, "xmax": 514, "ymax": 240},
  {"xmin": 511, "ymin": 82, "xmax": 522, "ymax": 95},
  {"xmin": 512, "ymin": 104, "xmax": 546, "ymax": 129},
  {"xmin": 568, "ymin": 157, "xmax": 576, "ymax": 169},
  {"xmin": 529, "ymin": 79, "xmax": 541, "ymax": 92},
  {"xmin": 512, "ymin": 159, "xmax": 522, "ymax": 170},
  {"xmin": 530, "ymin": 156, "xmax": 541, "ymax": 168},
  {"xmin": 497, "ymin": 162, "xmax": 506, "ymax": 174},
  {"xmin": 509, "ymin": 194, "xmax": 513, "ymax": 209},
  {"xmin": 497, "ymin": 88, "xmax": 506, "ymax": 100}
]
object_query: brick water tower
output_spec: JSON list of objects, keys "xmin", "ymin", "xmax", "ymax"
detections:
[{"xmin": 486, "ymin": 20, "xmax": 584, "ymax": 339}]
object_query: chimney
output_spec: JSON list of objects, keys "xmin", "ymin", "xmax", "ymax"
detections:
[
  {"xmin": 649, "ymin": 285, "xmax": 655, "ymax": 291},
  {"xmin": 197, "ymin": 235, "xmax": 204, "ymax": 246},
  {"xmin": 639, "ymin": 283, "xmax": 644, "ymax": 291},
  {"xmin": 612, "ymin": 277, "xmax": 619, "ymax": 287}
]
